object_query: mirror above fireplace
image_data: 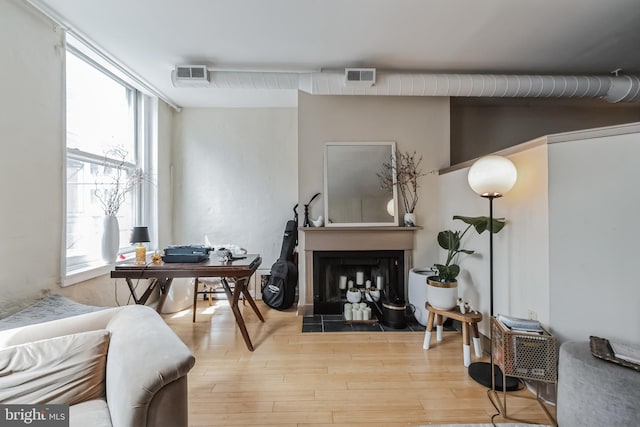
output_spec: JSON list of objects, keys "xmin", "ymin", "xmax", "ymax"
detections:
[{"xmin": 324, "ymin": 142, "xmax": 398, "ymax": 226}]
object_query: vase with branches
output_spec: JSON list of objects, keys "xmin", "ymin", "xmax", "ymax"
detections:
[
  {"xmin": 94, "ymin": 147, "xmax": 146, "ymax": 263},
  {"xmin": 378, "ymin": 150, "xmax": 426, "ymax": 225}
]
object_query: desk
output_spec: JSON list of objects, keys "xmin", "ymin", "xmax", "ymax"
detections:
[{"xmin": 111, "ymin": 254, "xmax": 264, "ymax": 351}]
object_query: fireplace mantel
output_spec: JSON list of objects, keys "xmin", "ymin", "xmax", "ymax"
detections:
[{"xmin": 298, "ymin": 226, "xmax": 421, "ymax": 315}]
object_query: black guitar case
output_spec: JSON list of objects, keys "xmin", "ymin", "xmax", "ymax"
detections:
[{"xmin": 262, "ymin": 207, "xmax": 299, "ymax": 310}]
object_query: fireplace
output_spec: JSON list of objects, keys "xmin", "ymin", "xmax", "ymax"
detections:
[
  {"xmin": 313, "ymin": 250, "xmax": 404, "ymax": 314},
  {"xmin": 298, "ymin": 226, "xmax": 419, "ymax": 316}
]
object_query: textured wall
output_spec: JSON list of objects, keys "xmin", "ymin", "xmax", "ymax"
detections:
[
  {"xmin": 0, "ymin": 0, "xmax": 65, "ymax": 315},
  {"xmin": 172, "ymin": 108, "xmax": 298, "ymax": 269},
  {"xmin": 0, "ymin": 1, "xmax": 174, "ymax": 315}
]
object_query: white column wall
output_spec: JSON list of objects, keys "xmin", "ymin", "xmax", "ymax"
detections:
[{"xmin": 548, "ymin": 129, "xmax": 640, "ymax": 343}]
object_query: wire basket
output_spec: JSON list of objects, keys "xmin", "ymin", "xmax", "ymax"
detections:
[{"xmin": 492, "ymin": 317, "xmax": 557, "ymax": 383}]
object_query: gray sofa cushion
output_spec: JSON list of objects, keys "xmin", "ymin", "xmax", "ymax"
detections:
[{"xmin": 557, "ymin": 341, "xmax": 640, "ymax": 427}]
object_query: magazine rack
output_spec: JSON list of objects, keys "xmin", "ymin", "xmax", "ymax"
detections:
[{"xmin": 490, "ymin": 316, "xmax": 558, "ymax": 425}]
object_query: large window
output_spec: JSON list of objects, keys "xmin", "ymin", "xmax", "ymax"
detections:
[{"xmin": 65, "ymin": 48, "xmax": 151, "ymax": 276}]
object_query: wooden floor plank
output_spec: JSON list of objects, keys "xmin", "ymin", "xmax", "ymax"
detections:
[{"xmin": 163, "ymin": 299, "xmax": 554, "ymax": 426}]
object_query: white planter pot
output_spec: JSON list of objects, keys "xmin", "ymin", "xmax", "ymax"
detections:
[
  {"xmin": 101, "ymin": 215, "xmax": 120, "ymax": 263},
  {"xmin": 403, "ymin": 212, "xmax": 416, "ymax": 227},
  {"xmin": 426, "ymin": 277, "xmax": 458, "ymax": 310},
  {"xmin": 408, "ymin": 267, "xmax": 436, "ymax": 325}
]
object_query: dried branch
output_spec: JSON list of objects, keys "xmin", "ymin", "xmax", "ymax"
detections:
[
  {"xmin": 377, "ymin": 150, "xmax": 426, "ymax": 214},
  {"xmin": 94, "ymin": 147, "xmax": 147, "ymax": 216}
]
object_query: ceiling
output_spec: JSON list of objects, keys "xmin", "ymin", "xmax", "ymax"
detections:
[{"xmin": 33, "ymin": 0, "xmax": 640, "ymax": 108}]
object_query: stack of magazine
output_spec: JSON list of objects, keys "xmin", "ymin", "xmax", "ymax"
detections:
[{"xmin": 496, "ymin": 314, "xmax": 544, "ymax": 334}]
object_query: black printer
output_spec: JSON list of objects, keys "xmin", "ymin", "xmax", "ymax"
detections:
[{"xmin": 162, "ymin": 245, "xmax": 209, "ymax": 263}]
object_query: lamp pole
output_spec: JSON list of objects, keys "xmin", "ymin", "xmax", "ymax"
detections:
[
  {"xmin": 467, "ymin": 155, "xmax": 518, "ymax": 391},
  {"xmin": 485, "ymin": 194, "xmax": 500, "ymax": 318}
]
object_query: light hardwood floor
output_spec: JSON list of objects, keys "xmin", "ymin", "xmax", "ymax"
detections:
[{"xmin": 163, "ymin": 299, "xmax": 555, "ymax": 427}]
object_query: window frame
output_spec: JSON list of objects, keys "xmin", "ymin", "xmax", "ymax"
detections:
[{"xmin": 63, "ymin": 45, "xmax": 155, "ymax": 286}]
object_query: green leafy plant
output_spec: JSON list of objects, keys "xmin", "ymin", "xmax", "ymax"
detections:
[{"xmin": 432, "ymin": 215, "xmax": 506, "ymax": 282}]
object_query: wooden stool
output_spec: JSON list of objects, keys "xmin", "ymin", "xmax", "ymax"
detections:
[{"xmin": 423, "ymin": 302, "xmax": 483, "ymax": 367}]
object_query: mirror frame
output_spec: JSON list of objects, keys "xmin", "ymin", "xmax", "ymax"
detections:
[{"xmin": 323, "ymin": 141, "xmax": 399, "ymax": 227}]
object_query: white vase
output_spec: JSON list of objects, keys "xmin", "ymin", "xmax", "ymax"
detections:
[
  {"xmin": 101, "ymin": 215, "xmax": 120, "ymax": 263},
  {"xmin": 403, "ymin": 212, "xmax": 416, "ymax": 227}
]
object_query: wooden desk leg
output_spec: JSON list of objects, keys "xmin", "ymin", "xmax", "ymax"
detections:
[
  {"xmin": 423, "ymin": 311, "xmax": 435, "ymax": 350},
  {"xmin": 125, "ymin": 277, "xmax": 157, "ymax": 305},
  {"xmin": 124, "ymin": 277, "xmax": 158, "ymax": 305},
  {"xmin": 462, "ymin": 322, "xmax": 471, "ymax": 367},
  {"xmin": 221, "ymin": 278, "xmax": 255, "ymax": 351},
  {"xmin": 239, "ymin": 278, "xmax": 265, "ymax": 322},
  {"xmin": 125, "ymin": 277, "xmax": 172, "ymax": 313},
  {"xmin": 436, "ymin": 313, "xmax": 444, "ymax": 342},
  {"xmin": 192, "ymin": 278, "xmax": 199, "ymax": 323},
  {"xmin": 471, "ymin": 322, "xmax": 483, "ymax": 357}
]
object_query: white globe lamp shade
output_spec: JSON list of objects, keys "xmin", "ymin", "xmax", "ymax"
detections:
[
  {"xmin": 386, "ymin": 199, "xmax": 395, "ymax": 217},
  {"xmin": 468, "ymin": 155, "xmax": 517, "ymax": 197}
]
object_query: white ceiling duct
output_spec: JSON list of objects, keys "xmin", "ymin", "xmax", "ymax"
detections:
[
  {"xmin": 171, "ymin": 68, "xmax": 640, "ymax": 103},
  {"xmin": 304, "ymin": 71, "xmax": 640, "ymax": 102}
]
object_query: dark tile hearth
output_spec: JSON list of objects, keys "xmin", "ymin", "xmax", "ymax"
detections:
[{"xmin": 301, "ymin": 314, "xmax": 429, "ymax": 333}]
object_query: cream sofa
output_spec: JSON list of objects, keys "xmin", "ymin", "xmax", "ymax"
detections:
[{"xmin": 0, "ymin": 305, "xmax": 195, "ymax": 427}]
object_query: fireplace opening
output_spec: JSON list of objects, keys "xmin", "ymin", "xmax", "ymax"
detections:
[{"xmin": 313, "ymin": 250, "xmax": 404, "ymax": 315}]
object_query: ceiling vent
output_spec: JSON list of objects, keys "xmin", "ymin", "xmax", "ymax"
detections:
[
  {"xmin": 175, "ymin": 65, "xmax": 208, "ymax": 81},
  {"xmin": 344, "ymin": 68, "xmax": 376, "ymax": 86},
  {"xmin": 172, "ymin": 65, "xmax": 209, "ymax": 87}
]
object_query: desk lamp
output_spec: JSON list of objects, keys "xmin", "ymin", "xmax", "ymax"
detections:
[
  {"xmin": 130, "ymin": 226, "xmax": 150, "ymax": 265},
  {"xmin": 466, "ymin": 155, "xmax": 519, "ymax": 391}
]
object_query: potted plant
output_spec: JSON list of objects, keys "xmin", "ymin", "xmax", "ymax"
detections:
[
  {"xmin": 94, "ymin": 147, "xmax": 147, "ymax": 263},
  {"xmin": 378, "ymin": 150, "xmax": 426, "ymax": 226},
  {"xmin": 427, "ymin": 215, "xmax": 506, "ymax": 309}
]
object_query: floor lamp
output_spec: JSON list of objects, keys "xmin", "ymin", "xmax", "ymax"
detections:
[{"xmin": 466, "ymin": 155, "xmax": 519, "ymax": 391}]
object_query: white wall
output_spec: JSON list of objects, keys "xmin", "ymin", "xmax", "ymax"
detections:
[
  {"xmin": 172, "ymin": 108, "xmax": 298, "ymax": 268},
  {"xmin": 0, "ymin": 0, "xmax": 65, "ymax": 314},
  {"xmin": 0, "ymin": 1, "xmax": 175, "ymax": 314},
  {"xmin": 156, "ymin": 100, "xmax": 175, "ymax": 249},
  {"xmin": 437, "ymin": 144, "xmax": 550, "ymax": 336},
  {"xmin": 548, "ymin": 127, "xmax": 640, "ymax": 343}
]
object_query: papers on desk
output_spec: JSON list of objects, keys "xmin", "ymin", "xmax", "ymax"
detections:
[
  {"xmin": 496, "ymin": 314, "xmax": 543, "ymax": 333},
  {"xmin": 610, "ymin": 341, "xmax": 640, "ymax": 365}
]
